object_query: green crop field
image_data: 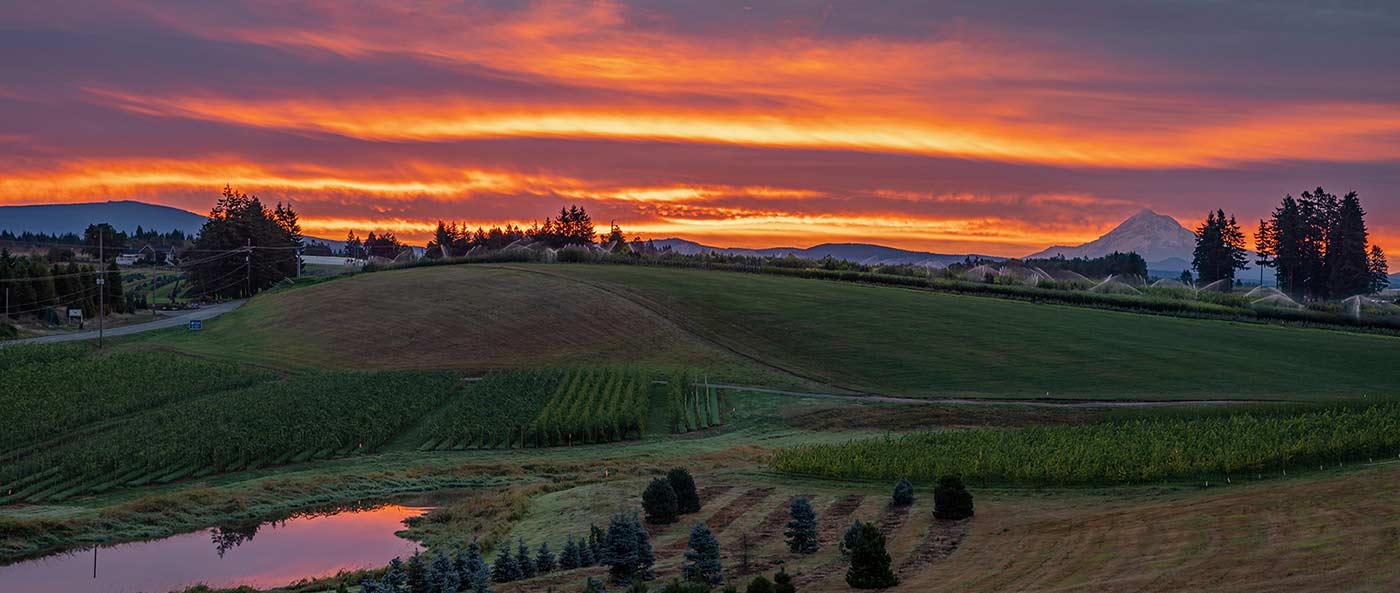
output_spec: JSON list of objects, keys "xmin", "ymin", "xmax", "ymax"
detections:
[
  {"xmin": 138, "ymin": 263, "xmax": 1400, "ymax": 401},
  {"xmin": 0, "ymin": 369, "xmax": 459, "ymax": 504},
  {"xmin": 772, "ymin": 402, "xmax": 1400, "ymax": 485}
]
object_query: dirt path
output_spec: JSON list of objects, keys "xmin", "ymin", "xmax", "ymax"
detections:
[
  {"xmin": 708, "ymin": 383, "xmax": 1274, "ymax": 408},
  {"xmin": 897, "ymin": 518, "xmax": 971, "ymax": 577}
]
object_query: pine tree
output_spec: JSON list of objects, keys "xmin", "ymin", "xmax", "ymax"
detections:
[
  {"xmin": 845, "ymin": 523, "xmax": 897, "ymax": 589},
  {"xmin": 891, "ymin": 478, "xmax": 914, "ymax": 506},
  {"xmin": 492, "ymin": 546, "xmax": 521, "ymax": 583},
  {"xmin": 579, "ymin": 533, "xmax": 597, "ymax": 567},
  {"xmin": 1326, "ymin": 191, "xmax": 1372, "ymax": 298},
  {"xmin": 589, "ymin": 524, "xmax": 606, "ymax": 565},
  {"xmin": 407, "ymin": 552, "xmax": 429, "ymax": 593},
  {"xmin": 516, "ymin": 539, "xmax": 537, "ymax": 579},
  {"xmin": 536, "ymin": 541, "xmax": 557, "ymax": 574},
  {"xmin": 560, "ymin": 536, "xmax": 581, "ymax": 570},
  {"xmin": 464, "ymin": 542, "xmax": 491, "ymax": 593},
  {"xmin": 1192, "ymin": 209, "xmax": 1248, "ymax": 287},
  {"xmin": 601, "ymin": 513, "xmax": 641, "ymax": 584},
  {"xmin": 1369, "ymin": 246, "xmax": 1391, "ymax": 293},
  {"xmin": 643, "ymin": 477, "xmax": 680, "ymax": 524},
  {"xmin": 667, "ymin": 468, "xmax": 702, "ymax": 514},
  {"xmin": 682, "ymin": 523, "xmax": 723, "ymax": 585},
  {"xmin": 933, "ymin": 475, "xmax": 974, "ymax": 520},
  {"xmin": 431, "ymin": 552, "xmax": 461, "ymax": 593},
  {"xmin": 772, "ymin": 569, "xmax": 795, "ymax": 593},
  {"xmin": 385, "ymin": 557, "xmax": 409, "ymax": 593},
  {"xmin": 783, "ymin": 498, "xmax": 819, "ymax": 554},
  {"xmin": 841, "ymin": 519, "xmax": 865, "ymax": 556},
  {"xmin": 635, "ymin": 517, "xmax": 656, "ymax": 582}
]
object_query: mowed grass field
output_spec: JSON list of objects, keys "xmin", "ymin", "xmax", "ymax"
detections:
[{"xmin": 142, "ymin": 263, "xmax": 1400, "ymax": 401}]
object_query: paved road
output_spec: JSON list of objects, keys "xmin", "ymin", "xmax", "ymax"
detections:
[{"xmin": 0, "ymin": 300, "xmax": 246, "ymax": 348}]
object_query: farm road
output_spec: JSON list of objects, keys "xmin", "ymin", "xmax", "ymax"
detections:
[{"xmin": 1, "ymin": 300, "xmax": 246, "ymax": 348}]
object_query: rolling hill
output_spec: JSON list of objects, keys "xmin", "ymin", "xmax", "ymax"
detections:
[{"xmin": 141, "ymin": 262, "xmax": 1400, "ymax": 400}]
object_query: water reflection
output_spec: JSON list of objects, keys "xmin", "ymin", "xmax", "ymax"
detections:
[{"xmin": 0, "ymin": 504, "xmax": 428, "ymax": 593}]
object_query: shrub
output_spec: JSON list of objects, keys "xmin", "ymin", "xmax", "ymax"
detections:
[
  {"xmin": 845, "ymin": 523, "xmax": 897, "ymax": 589},
  {"xmin": 773, "ymin": 569, "xmax": 795, "ymax": 593},
  {"xmin": 668, "ymin": 468, "xmax": 702, "ymax": 514},
  {"xmin": 745, "ymin": 576, "xmax": 774, "ymax": 593},
  {"xmin": 643, "ymin": 478, "xmax": 680, "ymax": 524},
  {"xmin": 933, "ymin": 475, "xmax": 974, "ymax": 520}
]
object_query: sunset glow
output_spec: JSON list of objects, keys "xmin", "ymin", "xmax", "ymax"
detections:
[{"xmin": 2, "ymin": 1, "xmax": 1398, "ymax": 254}]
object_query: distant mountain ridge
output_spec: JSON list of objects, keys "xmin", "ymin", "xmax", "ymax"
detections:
[
  {"xmin": 0, "ymin": 200, "xmax": 342, "ymax": 248},
  {"xmin": 0, "ymin": 200, "xmax": 208, "ymax": 236},
  {"xmin": 652, "ymin": 238, "xmax": 1001, "ymax": 268}
]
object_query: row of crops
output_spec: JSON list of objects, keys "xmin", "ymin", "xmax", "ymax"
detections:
[
  {"xmin": 0, "ymin": 344, "xmax": 275, "ymax": 456},
  {"xmin": 666, "ymin": 369, "xmax": 722, "ymax": 433},
  {"xmin": 0, "ymin": 370, "xmax": 459, "ymax": 505},
  {"xmin": 420, "ymin": 367, "xmax": 723, "ymax": 450},
  {"xmin": 771, "ymin": 403, "xmax": 1400, "ymax": 485}
]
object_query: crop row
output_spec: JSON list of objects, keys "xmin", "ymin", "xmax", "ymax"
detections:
[
  {"xmin": 665, "ymin": 369, "xmax": 722, "ymax": 433},
  {"xmin": 0, "ymin": 345, "xmax": 275, "ymax": 455},
  {"xmin": 771, "ymin": 403, "xmax": 1400, "ymax": 485},
  {"xmin": 0, "ymin": 370, "xmax": 458, "ymax": 503},
  {"xmin": 421, "ymin": 367, "xmax": 710, "ymax": 450}
]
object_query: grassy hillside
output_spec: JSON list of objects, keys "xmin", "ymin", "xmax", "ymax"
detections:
[{"xmin": 140, "ymin": 263, "xmax": 1400, "ymax": 400}]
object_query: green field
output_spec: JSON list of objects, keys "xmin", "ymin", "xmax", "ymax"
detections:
[
  {"xmin": 773, "ymin": 402, "xmax": 1400, "ymax": 485},
  {"xmin": 7, "ymin": 261, "xmax": 1400, "ymax": 593},
  {"xmin": 139, "ymin": 263, "xmax": 1400, "ymax": 400}
]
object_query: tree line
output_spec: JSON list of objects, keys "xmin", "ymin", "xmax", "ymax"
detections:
[
  {"xmin": 0, "ymin": 250, "xmax": 126, "ymax": 321},
  {"xmin": 186, "ymin": 186, "xmax": 304, "ymax": 299},
  {"xmin": 1193, "ymin": 187, "xmax": 1389, "ymax": 297},
  {"xmin": 424, "ymin": 205, "xmax": 633, "ymax": 258}
]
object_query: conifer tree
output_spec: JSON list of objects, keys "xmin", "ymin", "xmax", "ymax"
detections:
[
  {"xmin": 783, "ymin": 498, "xmax": 819, "ymax": 554},
  {"xmin": 841, "ymin": 519, "xmax": 865, "ymax": 556},
  {"xmin": 891, "ymin": 478, "xmax": 914, "ymax": 506},
  {"xmin": 516, "ymin": 539, "xmax": 537, "ymax": 579},
  {"xmin": 682, "ymin": 523, "xmax": 723, "ymax": 585},
  {"xmin": 579, "ymin": 534, "xmax": 597, "ymax": 567},
  {"xmin": 560, "ymin": 536, "xmax": 581, "ymax": 570},
  {"xmin": 772, "ymin": 569, "xmax": 795, "ymax": 593},
  {"xmin": 933, "ymin": 475, "xmax": 974, "ymax": 520},
  {"xmin": 1327, "ymin": 191, "xmax": 1372, "ymax": 298},
  {"xmin": 589, "ymin": 524, "xmax": 606, "ymax": 564},
  {"xmin": 643, "ymin": 477, "xmax": 680, "ymax": 524},
  {"xmin": 464, "ymin": 542, "xmax": 491, "ymax": 593},
  {"xmin": 492, "ymin": 546, "xmax": 521, "ymax": 582},
  {"xmin": 1192, "ymin": 209, "xmax": 1249, "ymax": 287},
  {"xmin": 667, "ymin": 468, "xmax": 702, "ymax": 514},
  {"xmin": 845, "ymin": 523, "xmax": 897, "ymax": 589},
  {"xmin": 1369, "ymin": 246, "xmax": 1390, "ymax": 293},
  {"xmin": 407, "ymin": 552, "xmax": 429, "ymax": 593},
  {"xmin": 601, "ymin": 513, "xmax": 655, "ymax": 585},
  {"xmin": 635, "ymin": 519, "xmax": 656, "ymax": 582},
  {"xmin": 385, "ymin": 557, "xmax": 409, "ymax": 593},
  {"xmin": 536, "ymin": 541, "xmax": 557, "ymax": 574},
  {"xmin": 431, "ymin": 552, "xmax": 461, "ymax": 593}
]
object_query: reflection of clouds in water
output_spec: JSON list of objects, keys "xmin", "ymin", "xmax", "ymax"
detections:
[{"xmin": 0, "ymin": 505, "xmax": 429, "ymax": 593}]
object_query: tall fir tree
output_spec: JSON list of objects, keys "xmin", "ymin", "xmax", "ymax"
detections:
[
  {"xmin": 536, "ymin": 541, "xmax": 556, "ymax": 574},
  {"xmin": 682, "ymin": 523, "xmax": 724, "ymax": 585},
  {"xmin": 407, "ymin": 551, "xmax": 429, "ymax": 593},
  {"xmin": 515, "ymin": 539, "xmax": 537, "ymax": 579},
  {"xmin": 1192, "ymin": 209, "xmax": 1248, "ymax": 287},
  {"xmin": 1326, "ymin": 191, "xmax": 1372, "ymax": 298},
  {"xmin": 560, "ymin": 536, "xmax": 581, "ymax": 570},
  {"xmin": 1368, "ymin": 246, "xmax": 1390, "ymax": 293},
  {"xmin": 601, "ymin": 513, "xmax": 642, "ymax": 585},
  {"xmin": 784, "ymin": 498, "xmax": 819, "ymax": 554},
  {"xmin": 492, "ymin": 546, "xmax": 521, "ymax": 583}
]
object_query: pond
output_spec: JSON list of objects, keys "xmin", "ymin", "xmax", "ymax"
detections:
[{"xmin": 0, "ymin": 504, "xmax": 429, "ymax": 593}]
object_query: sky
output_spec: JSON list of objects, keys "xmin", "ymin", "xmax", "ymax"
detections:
[{"xmin": 2, "ymin": 0, "xmax": 1398, "ymax": 256}]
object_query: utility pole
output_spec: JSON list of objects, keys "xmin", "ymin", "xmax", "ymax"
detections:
[
  {"xmin": 245, "ymin": 239, "xmax": 252, "ymax": 298},
  {"xmin": 97, "ymin": 229, "xmax": 104, "ymax": 349}
]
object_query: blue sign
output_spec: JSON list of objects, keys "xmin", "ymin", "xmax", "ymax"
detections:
[{"xmin": 188, "ymin": 319, "xmax": 203, "ymax": 331}]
